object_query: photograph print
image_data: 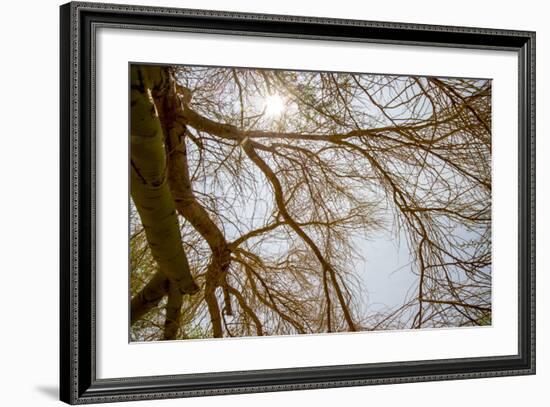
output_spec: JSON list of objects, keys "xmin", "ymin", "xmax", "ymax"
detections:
[{"xmin": 129, "ymin": 63, "xmax": 492, "ymax": 342}]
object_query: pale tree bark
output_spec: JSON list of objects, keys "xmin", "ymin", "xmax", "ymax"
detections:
[
  {"xmin": 130, "ymin": 65, "xmax": 199, "ymax": 298},
  {"xmin": 164, "ymin": 282, "xmax": 184, "ymax": 340},
  {"xmin": 130, "ymin": 271, "xmax": 168, "ymax": 324}
]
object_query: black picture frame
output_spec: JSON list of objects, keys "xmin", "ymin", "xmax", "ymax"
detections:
[{"xmin": 60, "ymin": 1, "xmax": 536, "ymax": 404}]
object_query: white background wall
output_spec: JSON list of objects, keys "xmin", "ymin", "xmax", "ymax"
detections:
[{"xmin": 0, "ymin": 0, "xmax": 546, "ymax": 405}]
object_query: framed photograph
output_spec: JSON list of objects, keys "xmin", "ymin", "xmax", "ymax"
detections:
[{"xmin": 60, "ymin": 1, "xmax": 535, "ymax": 404}]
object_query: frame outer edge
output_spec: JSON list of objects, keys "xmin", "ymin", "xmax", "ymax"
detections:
[
  {"xmin": 71, "ymin": 0, "xmax": 535, "ymax": 38},
  {"xmin": 60, "ymin": 2, "xmax": 71, "ymax": 404},
  {"xmin": 60, "ymin": 1, "xmax": 537, "ymax": 404},
  {"xmin": 61, "ymin": 1, "xmax": 82, "ymax": 404},
  {"xmin": 529, "ymin": 31, "xmax": 536, "ymax": 375}
]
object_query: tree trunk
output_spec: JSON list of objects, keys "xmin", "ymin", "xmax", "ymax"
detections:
[
  {"xmin": 130, "ymin": 65, "xmax": 198, "ymax": 295},
  {"xmin": 130, "ymin": 271, "xmax": 168, "ymax": 324}
]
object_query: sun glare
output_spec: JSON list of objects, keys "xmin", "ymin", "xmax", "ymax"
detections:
[{"xmin": 264, "ymin": 94, "xmax": 285, "ymax": 118}]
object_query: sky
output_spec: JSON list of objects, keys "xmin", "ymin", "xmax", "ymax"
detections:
[{"xmin": 355, "ymin": 227, "xmax": 416, "ymax": 314}]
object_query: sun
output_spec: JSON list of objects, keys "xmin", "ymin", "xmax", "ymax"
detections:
[{"xmin": 264, "ymin": 94, "xmax": 285, "ymax": 118}]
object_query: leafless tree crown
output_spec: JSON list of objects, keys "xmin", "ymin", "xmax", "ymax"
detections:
[{"xmin": 130, "ymin": 65, "xmax": 492, "ymax": 341}]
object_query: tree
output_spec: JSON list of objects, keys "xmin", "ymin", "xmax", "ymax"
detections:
[{"xmin": 130, "ymin": 64, "xmax": 492, "ymax": 341}]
